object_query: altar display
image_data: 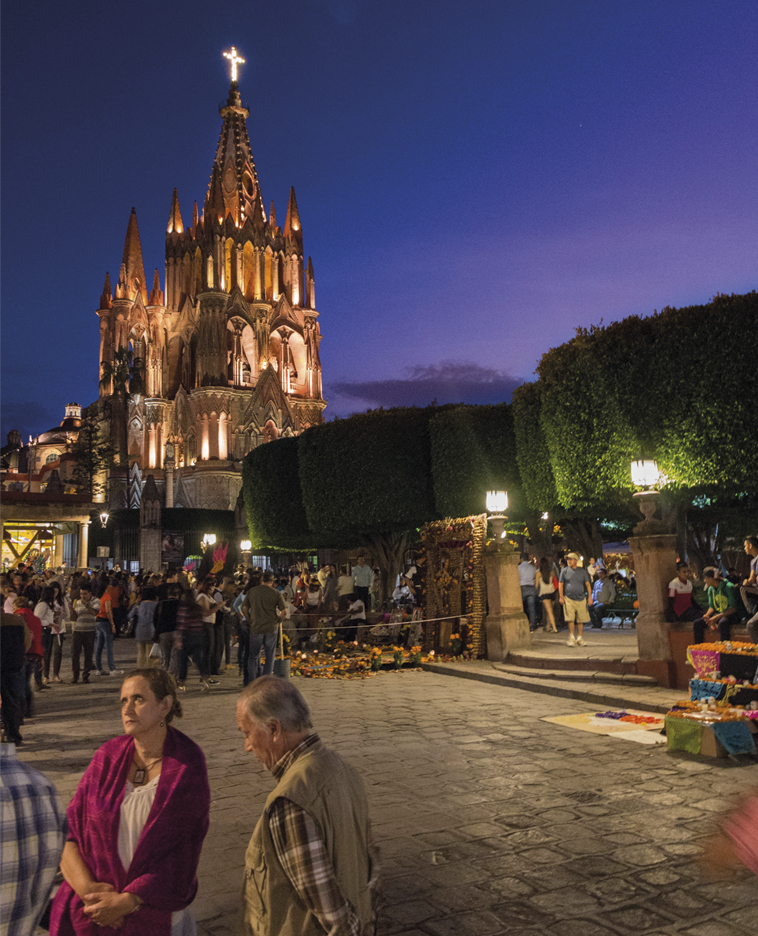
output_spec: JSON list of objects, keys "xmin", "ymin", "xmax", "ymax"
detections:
[{"xmin": 666, "ymin": 640, "xmax": 758, "ymax": 757}]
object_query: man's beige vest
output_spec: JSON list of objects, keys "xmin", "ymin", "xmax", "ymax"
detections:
[{"xmin": 242, "ymin": 739, "xmax": 374, "ymax": 936}]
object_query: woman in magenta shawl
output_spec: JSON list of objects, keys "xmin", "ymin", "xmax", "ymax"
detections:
[{"xmin": 51, "ymin": 668, "xmax": 210, "ymax": 935}]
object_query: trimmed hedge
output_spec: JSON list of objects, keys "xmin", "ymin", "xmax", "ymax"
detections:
[
  {"xmin": 242, "ymin": 436, "xmax": 311, "ymax": 550},
  {"xmin": 297, "ymin": 406, "xmax": 448, "ymax": 538},
  {"xmin": 535, "ymin": 292, "xmax": 758, "ymax": 509},
  {"xmin": 430, "ymin": 404, "xmax": 523, "ymax": 518}
]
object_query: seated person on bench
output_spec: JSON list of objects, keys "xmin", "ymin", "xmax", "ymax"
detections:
[
  {"xmin": 668, "ymin": 562, "xmax": 702, "ymax": 623},
  {"xmin": 692, "ymin": 567, "xmax": 739, "ymax": 644},
  {"xmin": 589, "ymin": 568, "xmax": 616, "ymax": 629}
]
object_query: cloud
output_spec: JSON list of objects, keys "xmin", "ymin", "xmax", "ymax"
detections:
[{"xmin": 327, "ymin": 360, "xmax": 523, "ymax": 415}]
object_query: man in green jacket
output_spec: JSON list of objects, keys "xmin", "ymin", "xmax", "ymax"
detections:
[
  {"xmin": 237, "ymin": 677, "xmax": 376, "ymax": 936},
  {"xmin": 692, "ymin": 567, "xmax": 739, "ymax": 644}
]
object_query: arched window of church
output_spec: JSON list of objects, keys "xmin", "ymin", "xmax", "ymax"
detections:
[
  {"xmin": 183, "ymin": 253, "xmax": 192, "ymax": 297},
  {"xmin": 243, "ymin": 242, "xmax": 255, "ymax": 301},
  {"xmin": 224, "ymin": 239, "xmax": 234, "ymax": 292},
  {"xmin": 46, "ymin": 451, "xmax": 59, "ymax": 464},
  {"xmin": 193, "ymin": 249, "xmax": 202, "ymax": 295}
]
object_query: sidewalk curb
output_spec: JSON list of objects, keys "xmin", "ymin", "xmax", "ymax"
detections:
[{"xmin": 420, "ymin": 661, "xmax": 678, "ymax": 715}]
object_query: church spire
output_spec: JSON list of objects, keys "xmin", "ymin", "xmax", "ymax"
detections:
[
  {"xmin": 270, "ymin": 199, "xmax": 277, "ymax": 231},
  {"xmin": 209, "ymin": 68, "xmax": 266, "ymax": 228},
  {"xmin": 121, "ymin": 208, "xmax": 148, "ymax": 304},
  {"xmin": 167, "ymin": 188, "xmax": 184, "ymax": 235}
]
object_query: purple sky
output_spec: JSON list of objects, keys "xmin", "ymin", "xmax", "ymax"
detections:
[{"xmin": 2, "ymin": 0, "xmax": 757, "ymax": 439}]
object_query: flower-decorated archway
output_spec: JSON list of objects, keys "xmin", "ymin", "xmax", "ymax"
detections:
[{"xmin": 420, "ymin": 514, "xmax": 487, "ymax": 657}]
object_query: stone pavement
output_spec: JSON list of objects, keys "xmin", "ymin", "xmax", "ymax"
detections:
[
  {"xmin": 423, "ymin": 660, "xmax": 684, "ymax": 714},
  {"xmin": 17, "ymin": 640, "xmax": 758, "ymax": 936}
]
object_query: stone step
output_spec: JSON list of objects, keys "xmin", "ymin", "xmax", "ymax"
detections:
[
  {"xmin": 493, "ymin": 662, "xmax": 658, "ymax": 686},
  {"xmin": 508, "ymin": 651, "xmax": 638, "ymax": 674}
]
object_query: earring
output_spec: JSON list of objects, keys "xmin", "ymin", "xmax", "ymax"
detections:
[{"xmin": 160, "ymin": 720, "xmax": 165, "ymax": 727}]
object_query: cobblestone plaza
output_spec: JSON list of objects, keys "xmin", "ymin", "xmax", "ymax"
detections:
[{"xmin": 20, "ymin": 647, "xmax": 758, "ymax": 935}]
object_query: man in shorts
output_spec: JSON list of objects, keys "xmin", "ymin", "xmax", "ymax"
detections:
[{"xmin": 559, "ymin": 553, "xmax": 592, "ymax": 647}]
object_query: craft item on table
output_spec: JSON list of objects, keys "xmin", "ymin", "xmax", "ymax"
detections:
[
  {"xmin": 710, "ymin": 721, "xmax": 758, "ymax": 756},
  {"xmin": 687, "ymin": 648, "xmax": 721, "ymax": 679},
  {"xmin": 665, "ymin": 714, "xmax": 704, "ymax": 754}
]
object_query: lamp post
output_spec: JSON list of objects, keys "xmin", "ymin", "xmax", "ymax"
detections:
[
  {"xmin": 201, "ymin": 533, "xmax": 217, "ymax": 551},
  {"xmin": 240, "ymin": 539, "xmax": 252, "ymax": 569},
  {"xmin": 630, "ymin": 459, "xmax": 667, "ymax": 535},
  {"xmin": 99, "ymin": 510, "xmax": 110, "ymax": 529},
  {"xmin": 628, "ymin": 457, "xmax": 678, "ymax": 686},
  {"xmin": 483, "ymin": 489, "xmax": 530, "ymax": 661}
]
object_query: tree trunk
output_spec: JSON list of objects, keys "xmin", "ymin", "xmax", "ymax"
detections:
[
  {"xmin": 362, "ymin": 531, "xmax": 413, "ymax": 605},
  {"xmin": 525, "ymin": 510, "xmax": 555, "ymax": 560},
  {"xmin": 687, "ymin": 516, "xmax": 720, "ymax": 575},
  {"xmin": 561, "ymin": 517, "xmax": 603, "ymax": 564}
]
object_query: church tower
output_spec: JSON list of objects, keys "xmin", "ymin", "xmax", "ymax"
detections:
[{"xmin": 96, "ymin": 51, "xmax": 326, "ymax": 515}]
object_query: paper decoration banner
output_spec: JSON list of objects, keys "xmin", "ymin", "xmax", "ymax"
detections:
[
  {"xmin": 665, "ymin": 715, "xmax": 704, "ymax": 754},
  {"xmin": 690, "ymin": 679, "xmax": 726, "ymax": 701},
  {"xmin": 711, "ymin": 721, "xmax": 757, "ymax": 756},
  {"xmin": 687, "ymin": 649, "xmax": 720, "ymax": 679}
]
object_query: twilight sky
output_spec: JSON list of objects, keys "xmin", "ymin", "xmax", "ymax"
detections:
[{"xmin": 2, "ymin": 0, "xmax": 757, "ymax": 439}]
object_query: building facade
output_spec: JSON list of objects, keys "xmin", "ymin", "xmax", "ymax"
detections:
[{"xmin": 96, "ymin": 76, "xmax": 325, "ymax": 523}]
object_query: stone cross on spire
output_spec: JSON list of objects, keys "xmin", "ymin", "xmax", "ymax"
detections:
[{"xmin": 223, "ymin": 47, "xmax": 245, "ymax": 83}]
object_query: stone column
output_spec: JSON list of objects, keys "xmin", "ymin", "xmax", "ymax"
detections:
[
  {"xmin": 483, "ymin": 540, "xmax": 531, "ymax": 661},
  {"xmin": 165, "ymin": 457, "xmax": 175, "ymax": 508},
  {"xmin": 77, "ymin": 521, "xmax": 90, "ymax": 570},
  {"xmin": 629, "ymin": 532, "xmax": 678, "ymax": 686},
  {"xmin": 54, "ymin": 533, "xmax": 65, "ymax": 568}
]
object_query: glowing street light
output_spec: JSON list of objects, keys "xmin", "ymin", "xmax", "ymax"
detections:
[
  {"xmin": 201, "ymin": 533, "xmax": 217, "ymax": 551},
  {"xmin": 631, "ymin": 459, "xmax": 660, "ymax": 490},
  {"xmin": 99, "ymin": 510, "xmax": 110, "ymax": 529},
  {"xmin": 486, "ymin": 490, "xmax": 508, "ymax": 540},
  {"xmin": 240, "ymin": 539, "xmax": 252, "ymax": 552}
]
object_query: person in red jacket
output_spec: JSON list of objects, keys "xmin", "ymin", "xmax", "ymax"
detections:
[{"xmin": 13, "ymin": 596, "xmax": 46, "ymax": 718}]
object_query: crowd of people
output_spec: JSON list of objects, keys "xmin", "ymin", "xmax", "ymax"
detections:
[
  {"xmin": 0, "ymin": 557, "xmax": 404, "ymax": 745},
  {"xmin": 515, "ymin": 536, "xmax": 758, "ymax": 650},
  {"xmin": 517, "ymin": 551, "xmax": 626, "ymax": 646}
]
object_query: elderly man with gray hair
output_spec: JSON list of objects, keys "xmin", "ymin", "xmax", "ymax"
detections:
[{"xmin": 236, "ymin": 676, "xmax": 376, "ymax": 936}]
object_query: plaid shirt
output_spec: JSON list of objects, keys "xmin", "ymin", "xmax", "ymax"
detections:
[
  {"xmin": 269, "ymin": 734, "xmax": 362, "ymax": 936},
  {"xmin": 0, "ymin": 744, "xmax": 67, "ymax": 935}
]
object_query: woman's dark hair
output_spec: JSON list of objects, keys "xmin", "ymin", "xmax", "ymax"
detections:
[
  {"xmin": 39, "ymin": 585, "xmax": 56, "ymax": 607},
  {"xmin": 124, "ymin": 668, "xmax": 183, "ymax": 722},
  {"xmin": 539, "ymin": 557, "xmax": 552, "ymax": 585},
  {"xmin": 142, "ymin": 587, "xmax": 158, "ymax": 601}
]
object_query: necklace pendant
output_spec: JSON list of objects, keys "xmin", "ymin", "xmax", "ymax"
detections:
[{"xmin": 134, "ymin": 768, "xmax": 146, "ymax": 785}]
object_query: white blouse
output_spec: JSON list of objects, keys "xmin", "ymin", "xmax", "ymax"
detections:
[{"xmin": 118, "ymin": 777, "xmax": 196, "ymax": 936}]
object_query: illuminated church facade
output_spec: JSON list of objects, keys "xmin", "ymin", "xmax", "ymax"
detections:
[{"xmin": 96, "ymin": 61, "xmax": 325, "ymax": 521}]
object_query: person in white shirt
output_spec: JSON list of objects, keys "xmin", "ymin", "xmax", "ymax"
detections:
[
  {"xmin": 340, "ymin": 595, "xmax": 365, "ymax": 641},
  {"xmin": 667, "ymin": 563, "xmax": 700, "ymax": 623}
]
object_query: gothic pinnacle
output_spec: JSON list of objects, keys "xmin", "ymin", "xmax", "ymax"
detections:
[
  {"xmin": 149, "ymin": 269, "xmax": 164, "ymax": 306},
  {"xmin": 167, "ymin": 188, "xmax": 184, "ymax": 235},
  {"xmin": 283, "ymin": 187, "xmax": 301, "ymax": 240},
  {"xmin": 100, "ymin": 272, "xmax": 113, "ymax": 309},
  {"xmin": 270, "ymin": 199, "xmax": 277, "ymax": 231}
]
